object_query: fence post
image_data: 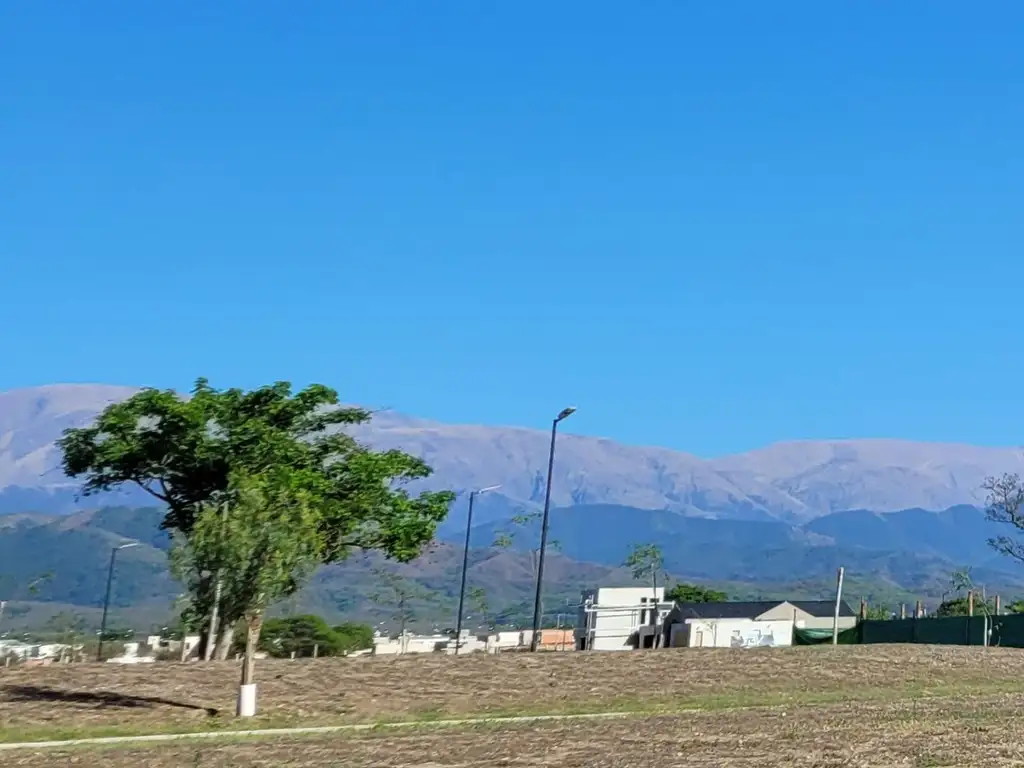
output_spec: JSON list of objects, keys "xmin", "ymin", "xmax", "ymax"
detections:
[
  {"xmin": 995, "ymin": 595, "xmax": 1002, "ymax": 616},
  {"xmin": 859, "ymin": 599, "xmax": 867, "ymax": 620},
  {"xmin": 915, "ymin": 600, "xmax": 922, "ymax": 618},
  {"xmin": 313, "ymin": 644, "xmax": 319, "ymax": 659},
  {"xmin": 900, "ymin": 604, "xmax": 906, "ymax": 620},
  {"xmin": 968, "ymin": 591, "xmax": 975, "ymax": 617}
]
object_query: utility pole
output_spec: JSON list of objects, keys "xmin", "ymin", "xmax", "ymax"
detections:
[{"xmin": 97, "ymin": 542, "xmax": 139, "ymax": 662}]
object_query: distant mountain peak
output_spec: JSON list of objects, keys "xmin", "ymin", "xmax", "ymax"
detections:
[{"xmin": 2, "ymin": 384, "xmax": 1022, "ymax": 520}]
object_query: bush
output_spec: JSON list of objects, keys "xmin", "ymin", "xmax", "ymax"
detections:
[{"xmin": 333, "ymin": 622, "xmax": 374, "ymax": 654}]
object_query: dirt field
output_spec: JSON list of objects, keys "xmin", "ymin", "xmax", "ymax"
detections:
[
  {"xmin": 8, "ymin": 694, "xmax": 1024, "ymax": 767},
  {"xmin": 4, "ymin": 645, "xmax": 1024, "ymax": 764}
]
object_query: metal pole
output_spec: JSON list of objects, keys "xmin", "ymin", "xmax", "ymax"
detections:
[
  {"xmin": 97, "ymin": 547, "xmax": 118, "ymax": 662},
  {"xmin": 454, "ymin": 491, "xmax": 477, "ymax": 654},
  {"xmin": 530, "ymin": 418, "xmax": 560, "ymax": 652},
  {"xmin": 832, "ymin": 566, "xmax": 845, "ymax": 645}
]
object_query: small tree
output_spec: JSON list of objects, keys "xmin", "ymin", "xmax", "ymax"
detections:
[
  {"xmin": 492, "ymin": 509, "xmax": 561, "ymax": 580},
  {"xmin": 623, "ymin": 543, "xmax": 666, "ymax": 648},
  {"xmin": 176, "ymin": 470, "xmax": 323, "ymax": 714},
  {"xmin": 369, "ymin": 567, "xmax": 440, "ymax": 639},
  {"xmin": 983, "ymin": 474, "xmax": 1024, "ymax": 563}
]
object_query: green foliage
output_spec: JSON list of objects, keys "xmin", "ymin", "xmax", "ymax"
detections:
[
  {"xmin": 863, "ymin": 604, "xmax": 892, "ymax": 620},
  {"xmin": 231, "ymin": 615, "xmax": 375, "ymax": 657},
  {"xmin": 60, "ymin": 378, "xmax": 453, "ymax": 673},
  {"xmin": 664, "ymin": 582, "xmax": 729, "ymax": 603},
  {"xmin": 624, "ymin": 543, "xmax": 665, "ymax": 587},
  {"xmin": 332, "ymin": 621, "xmax": 374, "ymax": 653},
  {"xmin": 258, "ymin": 615, "xmax": 337, "ymax": 657},
  {"xmin": 174, "ymin": 471, "xmax": 324, "ymax": 629},
  {"xmin": 58, "ymin": 378, "xmax": 454, "ymax": 559},
  {"xmin": 1007, "ymin": 600, "xmax": 1024, "ymax": 614},
  {"xmin": 936, "ymin": 596, "xmax": 996, "ymax": 617}
]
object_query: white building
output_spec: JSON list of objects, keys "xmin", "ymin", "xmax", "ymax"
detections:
[
  {"xmin": 666, "ymin": 600, "xmax": 858, "ymax": 648},
  {"xmin": 106, "ymin": 641, "xmax": 156, "ymax": 664},
  {"xmin": 575, "ymin": 586, "xmax": 674, "ymax": 651},
  {"xmin": 146, "ymin": 634, "xmax": 202, "ymax": 660},
  {"xmin": 373, "ymin": 631, "xmax": 452, "ymax": 655}
]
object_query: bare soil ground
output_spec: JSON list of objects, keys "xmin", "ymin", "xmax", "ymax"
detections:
[
  {"xmin": 3, "ymin": 644, "xmax": 1024, "ymax": 763},
  {"xmin": 8, "ymin": 694, "xmax": 1024, "ymax": 767}
]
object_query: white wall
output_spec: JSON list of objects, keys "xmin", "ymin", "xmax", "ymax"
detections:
[
  {"xmin": 578, "ymin": 586, "xmax": 667, "ymax": 651},
  {"xmin": 795, "ymin": 616, "xmax": 858, "ymax": 631},
  {"xmin": 675, "ymin": 619, "xmax": 794, "ymax": 648}
]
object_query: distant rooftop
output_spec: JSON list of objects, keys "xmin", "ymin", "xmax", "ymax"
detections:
[{"xmin": 672, "ymin": 600, "xmax": 855, "ymax": 620}]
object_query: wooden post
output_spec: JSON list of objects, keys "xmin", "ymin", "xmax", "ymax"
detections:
[
  {"xmin": 290, "ymin": 651, "xmax": 296, "ymax": 660},
  {"xmin": 313, "ymin": 644, "xmax": 319, "ymax": 659},
  {"xmin": 968, "ymin": 591, "xmax": 975, "ymax": 617},
  {"xmin": 900, "ymin": 604, "xmax": 906, "ymax": 620},
  {"xmin": 859, "ymin": 599, "xmax": 867, "ymax": 620},
  {"xmin": 915, "ymin": 600, "xmax": 923, "ymax": 618},
  {"xmin": 995, "ymin": 595, "xmax": 1002, "ymax": 615}
]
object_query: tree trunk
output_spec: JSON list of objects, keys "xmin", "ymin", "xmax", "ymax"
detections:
[
  {"xmin": 241, "ymin": 612, "xmax": 264, "ymax": 687},
  {"xmin": 215, "ymin": 624, "xmax": 235, "ymax": 660},
  {"xmin": 204, "ymin": 574, "xmax": 223, "ymax": 661}
]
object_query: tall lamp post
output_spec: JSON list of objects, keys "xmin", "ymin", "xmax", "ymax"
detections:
[
  {"xmin": 530, "ymin": 406, "xmax": 576, "ymax": 652},
  {"xmin": 454, "ymin": 484, "xmax": 501, "ymax": 654},
  {"xmin": 97, "ymin": 542, "xmax": 139, "ymax": 662}
]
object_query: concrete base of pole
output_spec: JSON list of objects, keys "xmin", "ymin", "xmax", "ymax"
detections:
[{"xmin": 237, "ymin": 684, "xmax": 257, "ymax": 717}]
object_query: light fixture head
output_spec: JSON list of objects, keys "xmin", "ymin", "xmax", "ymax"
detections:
[{"xmin": 556, "ymin": 406, "xmax": 577, "ymax": 422}]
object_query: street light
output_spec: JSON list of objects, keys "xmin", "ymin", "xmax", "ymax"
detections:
[
  {"xmin": 530, "ymin": 406, "xmax": 576, "ymax": 652},
  {"xmin": 454, "ymin": 484, "xmax": 502, "ymax": 654},
  {"xmin": 97, "ymin": 542, "xmax": 140, "ymax": 662}
]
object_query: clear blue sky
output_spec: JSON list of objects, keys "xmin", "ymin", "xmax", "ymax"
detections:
[{"xmin": 3, "ymin": 2, "xmax": 1023, "ymax": 456}]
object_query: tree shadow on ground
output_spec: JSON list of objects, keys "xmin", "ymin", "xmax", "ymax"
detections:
[{"xmin": 1, "ymin": 684, "xmax": 219, "ymax": 716}]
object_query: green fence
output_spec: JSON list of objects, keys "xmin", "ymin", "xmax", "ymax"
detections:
[{"xmin": 857, "ymin": 613, "xmax": 1024, "ymax": 647}]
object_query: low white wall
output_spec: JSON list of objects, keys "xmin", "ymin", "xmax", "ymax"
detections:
[{"xmin": 679, "ymin": 618, "xmax": 794, "ymax": 648}]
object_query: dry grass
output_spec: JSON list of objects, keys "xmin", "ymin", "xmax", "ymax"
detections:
[
  {"xmin": 3, "ymin": 645, "xmax": 1024, "ymax": 746},
  {"xmin": 9, "ymin": 695, "xmax": 1024, "ymax": 766}
]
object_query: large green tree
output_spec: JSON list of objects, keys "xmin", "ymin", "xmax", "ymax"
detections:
[{"xmin": 59, "ymin": 379, "xmax": 454, "ymax": 656}]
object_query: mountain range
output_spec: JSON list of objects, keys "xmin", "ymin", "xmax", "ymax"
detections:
[
  {"xmin": 2, "ymin": 384, "xmax": 1023, "ymax": 523},
  {"xmin": 3, "ymin": 383, "xmax": 1024, "ymax": 630}
]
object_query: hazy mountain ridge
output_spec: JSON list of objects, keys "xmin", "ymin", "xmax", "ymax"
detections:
[
  {"xmin": 2, "ymin": 384, "xmax": 1022, "ymax": 521},
  {"xmin": 2, "ymin": 503, "xmax": 1021, "ymax": 634}
]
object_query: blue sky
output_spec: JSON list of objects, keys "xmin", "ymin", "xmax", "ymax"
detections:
[{"xmin": 3, "ymin": 2, "xmax": 1023, "ymax": 456}]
